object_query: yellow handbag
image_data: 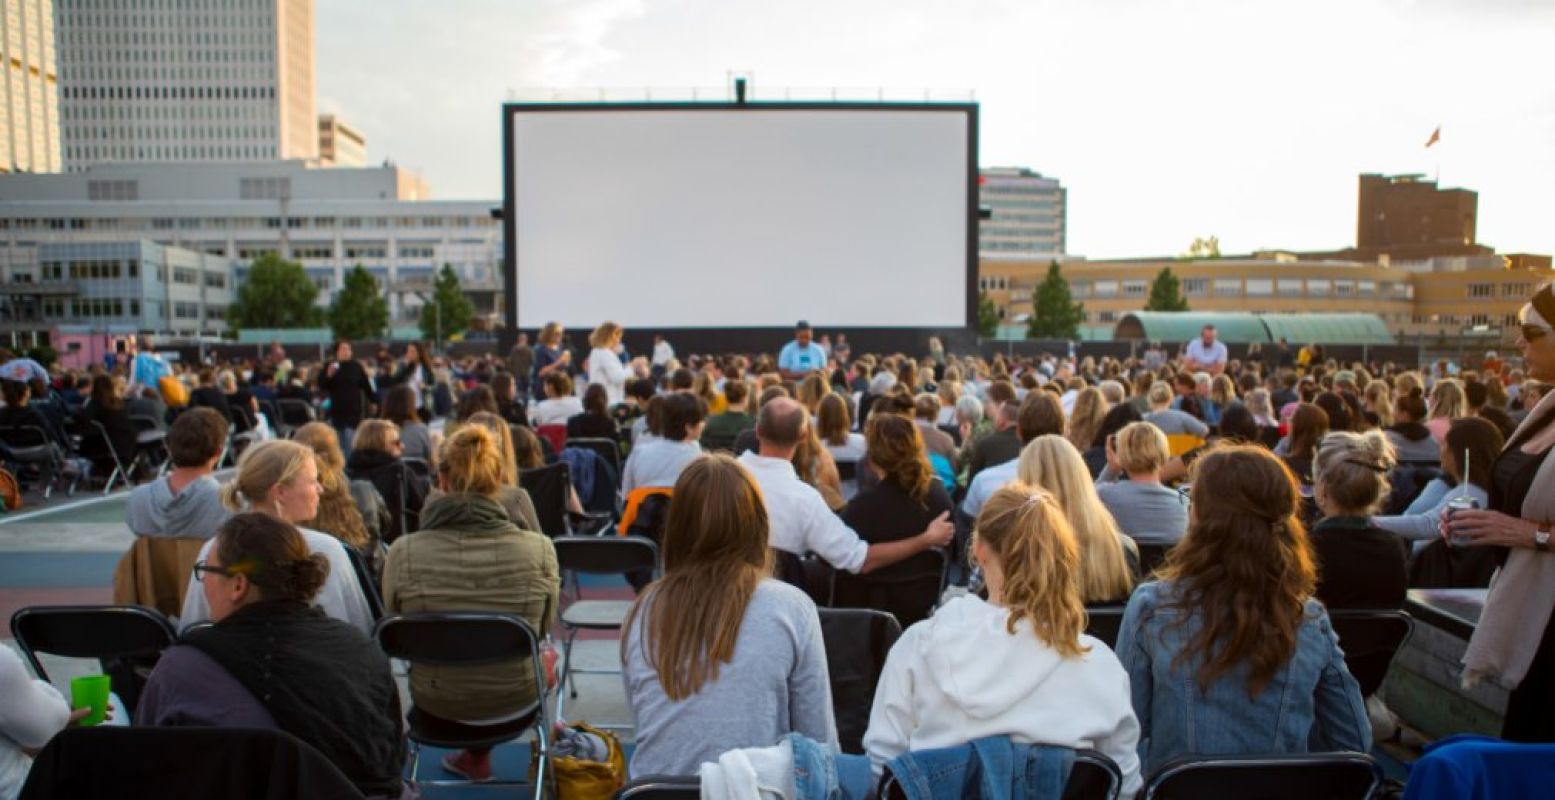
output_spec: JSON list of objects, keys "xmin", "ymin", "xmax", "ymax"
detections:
[{"xmin": 529, "ymin": 722, "xmax": 626, "ymax": 800}]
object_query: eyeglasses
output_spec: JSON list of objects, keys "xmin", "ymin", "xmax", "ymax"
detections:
[
  {"xmin": 192, "ymin": 560, "xmax": 233, "ymax": 583},
  {"xmin": 1522, "ymin": 325, "xmax": 1549, "ymax": 343}
]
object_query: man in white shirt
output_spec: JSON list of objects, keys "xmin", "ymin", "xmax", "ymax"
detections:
[
  {"xmin": 1182, "ymin": 325, "xmax": 1228, "ymax": 376},
  {"xmin": 651, "ymin": 335, "xmax": 675, "ymax": 369},
  {"xmin": 622, "ymin": 393, "xmax": 705, "ymax": 493},
  {"xmin": 737, "ymin": 397, "xmax": 951, "ymax": 573}
]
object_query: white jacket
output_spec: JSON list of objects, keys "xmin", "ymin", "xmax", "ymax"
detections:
[
  {"xmin": 587, "ymin": 347, "xmax": 629, "ymax": 406},
  {"xmin": 863, "ymin": 594, "xmax": 1143, "ymax": 796}
]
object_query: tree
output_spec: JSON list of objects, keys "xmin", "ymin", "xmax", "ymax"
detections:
[
  {"xmin": 228, "ymin": 252, "xmax": 323, "ymax": 331},
  {"xmin": 1182, "ymin": 235, "xmax": 1221, "ymax": 260},
  {"xmin": 328, "ymin": 264, "xmax": 389, "ymax": 342},
  {"xmin": 1145, "ymin": 266, "xmax": 1190, "ymax": 312},
  {"xmin": 1026, "ymin": 260, "xmax": 1084, "ymax": 340},
  {"xmin": 977, "ymin": 289, "xmax": 1000, "ymax": 338},
  {"xmin": 419, "ymin": 264, "xmax": 474, "ymax": 345}
]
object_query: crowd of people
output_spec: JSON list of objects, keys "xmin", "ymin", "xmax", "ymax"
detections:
[{"xmin": 2, "ymin": 285, "xmax": 1554, "ymax": 796}]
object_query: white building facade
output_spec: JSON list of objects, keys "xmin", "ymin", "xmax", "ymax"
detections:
[
  {"xmin": 55, "ymin": 0, "xmax": 316, "ymax": 168},
  {"xmin": 978, "ymin": 166, "xmax": 1066, "ymax": 256},
  {"xmin": 2, "ymin": 0, "xmax": 62, "ymax": 173}
]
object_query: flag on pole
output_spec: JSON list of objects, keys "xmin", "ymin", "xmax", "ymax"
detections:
[{"xmin": 1425, "ymin": 126, "xmax": 1441, "ymax": 148}]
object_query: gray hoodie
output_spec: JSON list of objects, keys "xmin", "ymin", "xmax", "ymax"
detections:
[{"xmin": 125, "ymin": 475, "xmax": 231, "ymax": 539}]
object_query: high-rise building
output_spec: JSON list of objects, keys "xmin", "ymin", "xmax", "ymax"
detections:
[
  {"xmin": 317, "ymin": 113, "xmax": 365, "ymax": 167},
  {"xmin": 978, "ymin": 167, "xmax": 1066, "ymax": 256},
  {"xmin": 1, "ymin": 0, "xmax": 62, "ymax": 173},
  {"xmin": 55, "ymin": 0, "xmax": 316, "ymax": 169}
]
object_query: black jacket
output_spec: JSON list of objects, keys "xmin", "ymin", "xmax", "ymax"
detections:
[{"xmin": 319, "ymin": 360, "xmax": 375, "ymax": 427}]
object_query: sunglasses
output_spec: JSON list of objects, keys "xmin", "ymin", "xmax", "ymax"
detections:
[{"xmin": 1522, "ymin": 325, "xmax": 1549, "ymax": 343}]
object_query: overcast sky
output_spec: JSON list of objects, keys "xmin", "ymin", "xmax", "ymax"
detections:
[{"xmin": 317, "ymin": 0, "xmax": 1555, "ymax": 259}]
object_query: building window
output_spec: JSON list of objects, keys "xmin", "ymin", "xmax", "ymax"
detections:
[
  {"xmin": 398, "ymin": 246, "xmax": 435, "ymax": 259},
  {"xmin": 1182, "ymin": 278, "xmax": 1207, "ymax": 296},
  {"xmin": 1213, "ymin": 278, "xmax": 1241, "ymax": 297},
  {"xmin": 1098, "ymin": 311, "xmax": 1117, "ymax": 323},
  {"xmin": 203, "ymin": 272, "xmax": 226, "ymax": 289},
  {"xmin": 1467, "ymin": 283, "xmax": 1495, "ymax": 299},
  {"xmin": 344, "ymin": 245, "xmax": 387, "ymax": 260},
  {"xmin": 1307, "ymin": 279, "xmax": 1332, "ymax": 296},
  {"xmin": 173, "ymin": 267, "xmax": 198, "ymax": 285},
  {"xmin": 291, "ymin": 245, "xmax": 334, "ymax": 259},
  {"xmin": 1246, "ymin": 279, "xmax": 1273, "ymax": 297},
  {"xmin": 1123, "ymin": 280, "xmax": 1146, "ymax": 297},
  {"xmin": 1334, "ymin": 280, "xmax": 1356, "ymax": 297}
]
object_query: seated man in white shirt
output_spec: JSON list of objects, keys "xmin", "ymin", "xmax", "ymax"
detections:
[
  {"xmin": 1182, "ymin": 324, "xmax": 1228, "ymax": 376},
  {"xmin": 737, "ymin": 397, "xmax": 952, "ymax": 573},
  {"xmin": 622, "ymin": 392, "xmax": 705, "ymax": 494},
  {"xmin": 961, "ymin": 391, "xmax": 1066, "ymax": 520}
]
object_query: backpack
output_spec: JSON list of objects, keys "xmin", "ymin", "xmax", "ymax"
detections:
[{"xmin": 0, "ymin": 468, "xmax": 21, "ymax": 512}]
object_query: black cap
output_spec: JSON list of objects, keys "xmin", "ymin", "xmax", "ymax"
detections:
[{"xmin": 796, "ymin": 320, "xmax": 811, "ymax": 331}]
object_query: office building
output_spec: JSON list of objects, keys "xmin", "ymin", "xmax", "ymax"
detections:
[
  {"xmin": 55, "ymin": 0, "xmax": 316, "ymax": 168},
  {"xmin": 978, "ymin": 167, "xmax": 1066, "ymax": 256},
  {"xmin": 0, "ymin": 160, "xmax": 501, "ymax": 337},
  {"xmin": 317, "ymin": 113, "xmax": 365, "ymax": 167},
  {"xmin": 2, "ymin": 0, "xmax": 62, "ymax": 173}
]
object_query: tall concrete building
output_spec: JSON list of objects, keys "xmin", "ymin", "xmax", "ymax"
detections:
[
  {"xmin": 978, "ymin": 166, "xmax": 1066, "ymax": 256},
  {"xmin": 2, "ymin": 0, "xmax": 62, "ymax": 173},
  {"xmin": 317, "ymin": 113, "xmax": 365, "ymax": 167},
  {"xmin": 55, "ymin": 0, "xmax": 316, "ymax": 169}
]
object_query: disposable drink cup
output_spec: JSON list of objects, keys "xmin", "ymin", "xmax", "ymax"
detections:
[
  {"xmin": 1446, "ymin": 496, "xmax": 1481, "ymax": 548},
  {"xmin": 70, "ymin": 675, "xmax": 111, "ymax": 726}
]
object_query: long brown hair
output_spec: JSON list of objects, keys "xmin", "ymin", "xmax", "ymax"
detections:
[
  {"xmin": 974, "ymin": 483, "xmax": 1088, "ymax": 658},
  {"xmin": 865, "ymin": 412, "xmax": 933, "ymax": 505},
  {"xmin": 1286, "ymin": 403, "xmax": 1330, "ymax": 461},
  {"xmin": 816, "ymin": 393, "xmax": 852, "ymax": 447},
  {"xmin": 290, "ymin": 423, "xmax": 370, "ymax": 548},
  {"xmin": 623, "ymin": 455, "xmax": 771, "ymax": 701},
  {"xmin": 1157, "ymin": 444, "xmax": 1316, "ymax": 696}
]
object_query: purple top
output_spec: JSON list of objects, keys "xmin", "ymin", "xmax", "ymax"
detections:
[{"xmin": 135, "ymin": 645, "xmax": 278, "ymax": 729}]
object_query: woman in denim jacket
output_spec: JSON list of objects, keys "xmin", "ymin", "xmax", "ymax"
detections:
[{"xmin": 1116, "ymin": 444, "xmax": 1371, "ymax": 776}]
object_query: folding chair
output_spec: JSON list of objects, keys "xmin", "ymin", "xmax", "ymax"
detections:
[
  {"xmin": 567, "ymin": 436, "xmax": 623, "ymax": 478},
  {"xmin": 129, "ymin": 414, "xmax": 170, "ymax": 477},
  {"xmin": 1136, "ymin": 542, "xmax": 1173, "ymax": 578},
  {"xmin": 552, "ymin": 535, "xmax": 660, "ymax": 727},
  {"xmin": 834, "ymin": 458, "xmax": 859, "ymax": 482},
  {"xmin": 10, "ymin": 604, "xmax": 178, "ymax": 712},
  {"xmin": 374, "ymin": 613, "xmax": 551, "ymax": 797},
  {"xmin": 0, "ymin": 423, "xmax": 71, "ymax": 497},
  {"xmin": 1141, "ymin": 752, "xmax": 1382, "ymax": 800},
  {"xmin": 881, "ymin": 747, "xmax": 1123, "ymax": 800},
  {"xmin": 226, "ymin": 406, "xmax": 262, "ymax": 462},
  {"xmin": 344, "ymin": 545, "xmax": 384, "ymax": 622},
  {"xmin": 18, "ymin": 725, "xmax": 366, "ymax": 799},
  {"xmin": 615, "ymin": 776, "xmax": 700, "ymax": 799},
  {"xmin": 818, "ymin": 607, "xmax": 902, "ymax": 754},
  {"xmin": 1084, "ymin": 605, "xmax": 1127, "ymax": 650},
  {"xmin": 830, "ymin": 547, "xmax": 949, "ymax": 629},
  {"xmin": 1327, "ymin": 608, "xmax": 1414, "ymax": 697},
  {"xmin": 74, "ymin": 419, "xmax": 136, "ymax": 495},
  {"xmin": 521, "ymin": 462, "xmax": 612, "ymax": 538},
  {"xmin": 257, "ymin": 398, "xmax": 290, "ymax": 440},
  {"xmin": 277, "ymin": 398, "xmax": 317, "ymax": 429},
  {"xmin": 536, "ymin": 424, "xmax": 567, "ymax": 456}
]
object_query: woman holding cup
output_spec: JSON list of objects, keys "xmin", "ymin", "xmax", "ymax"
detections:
[{"xmin": 1443, "ymin": 282, "xmax": 1555, "ymax": 742}]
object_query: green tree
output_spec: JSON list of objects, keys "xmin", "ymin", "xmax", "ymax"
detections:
[
  {"xmin": 1026, "ymin": 260, "xmax": 1084, "ymax": 340},
  {"xmin": 419, "ymin": 264, "xmax": 474, "ymax": 345},
  {"xmin": 328, "ymin": 264, "xmax": 389, "ymax": 342},
  {"xmin": 977, "ymin": 289, "xmax": 1001, "ymax": 338},
  {"xmin": 228, "ymin": 252, "xmax": 323, "ymax": 331},
  {"xmin": 1182, "ymin": 235, "xmax": 1222, "ymax": 260},
  {"xmin": 1145, "ymin": 266, "xmax": 1190, "ymax": 312}
]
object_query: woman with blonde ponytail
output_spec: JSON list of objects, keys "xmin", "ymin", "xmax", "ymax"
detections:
[
  {"xmin": 863, "ymin": 482, "xmax": 1142, "ymax": 794},
  {"xmin": 382, "ymin": 424, "xmax": 559, "ymax": 782},
  {"xmin": 1017, "ymin": 435, "xmax": 1138, "ymax": 602},
  {"xmin": 178, "ymin": 439, "xmax": 375, "ymax": 634}
]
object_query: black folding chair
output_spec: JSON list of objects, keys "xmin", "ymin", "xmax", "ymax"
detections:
[
  {"xmin": 0, "ymin": 423, "xmax": 70, "ymax": 497},
  {"xmin": 1136, "ymin": 542, "xmax": 1172, "ymax": 578},
  {"xmin": 374, "ymin": 613, "xmax": 551, "ymax": 797},
  {"xmin": 567, "ymin": 436, "xmax": 622, "ymax": 478},
  {"xmin": 1141, "ymin": 752, "xmax": 1382, "ymax": 800},
  {"xmin": 128, "ymin": 414, "xmax": 170, "ymax": 477},
  {"xmin": 72, "ymin": 419, "xmax": 135, "ymax": 495},
  {"xmin": 1084, "ymin": 605, "xmax": 1127, "ymax": 650},
  {"xmin": 830, "ymin": 547, "xmax": 949, "ymax": 629},
  {"xmin": 553, "ymin": 535, "xmax": 660, "ymax": 727},
  {"xmin": 18, "ymin": 725, "xmax": 366, "ymax": 799},
  {"xmin": 818, "ymin": 607, "xmax": 902, "ymax": 754},
  {"xmin": 835, "ymin": 458, "xmax": 859, "ymax": 482},
  {"xmin": 881, "ymin": 747, "xmax": 1122, "ymax": 800},
  {"xmin": 1327, "ymin": 608, "xmax": 1414, "ymax": 697},
  {"xmin": 257, "ymin": 398, "xmax": 290, "ymax": 439},
  {"xmin": 344, "ymin": 546, "xmax": 383, "ymax": 622},
  {"xmin": 10, "ymin": 605, "xmax": 178, "ymax": 713},
  {"xmin": 615, "ymin": 776, "xmax": 699, "ymax": 799},
  {"xmin": 277, "ymin": 398, "xmax": 317, "ymax": 429},
  {"xmin": 521, "ymin": 462, "xmax": 612, "ymax": 538}
]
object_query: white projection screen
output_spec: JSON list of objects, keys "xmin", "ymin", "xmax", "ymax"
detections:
[{"xmin": 503, "ymin": 104, "xmax": 976, "ymax": 331}]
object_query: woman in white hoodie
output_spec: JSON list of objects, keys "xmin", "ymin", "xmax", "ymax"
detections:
[{"xmin": 862, "ymin": 482, "xmax": 1143, "ymax": 795}]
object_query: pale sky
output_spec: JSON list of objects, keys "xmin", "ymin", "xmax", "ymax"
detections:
[{"xmin": 317, "ymin": 0, "xmax": 1555, "ymax": 259}]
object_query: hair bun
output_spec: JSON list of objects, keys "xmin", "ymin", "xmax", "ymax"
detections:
[{"xmin": 282, "ymin": 553, "xmax": 330, "ymax": 600}]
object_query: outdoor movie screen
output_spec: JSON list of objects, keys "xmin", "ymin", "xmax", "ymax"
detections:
[{"xmin": 504, "ymin": 104, "xmax": 976, "ymax": 331}]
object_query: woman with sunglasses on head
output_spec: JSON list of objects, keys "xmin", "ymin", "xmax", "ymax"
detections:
[
  {"xmin": 139, "ymin": 513, "xmax": 411, "ymax": 799},
  {"xmin": 178, "ymin": 440, "xmax": 374, "ymax": 633},
  {"xmin": 1446, "ymin": 283, "xmax": 1555, "ymax": 742}
]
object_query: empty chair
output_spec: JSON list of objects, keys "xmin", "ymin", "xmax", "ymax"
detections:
[
  {"xmin": 1326, "ymin": 609, "xmax": 1413, "ymax": 697},
  {"xmin": 552, "ymin": 535, "xmax": 660, "ymax": 725},
  {"xmin": 10, "ymin": 604, "xmax": 178, "ymax": 712},
  {"xmin": 375, "ymin": 612, "xmax": 551, "ymax": 797},
  {"xmin": 818, "ymin": 607, "xmax": 902, "ymax": 755},
  {"xmin": 1141, "ymin": 752, "xmax": 1382, "ymax": 800}
]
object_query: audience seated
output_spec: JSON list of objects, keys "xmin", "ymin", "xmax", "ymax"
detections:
[
  {"xmin": 383, "ymin": 384, "xmax": 436, "ymax": 464},
  {"xmin": 187, "ymin": 369, "xmax": 231, "ymax": 419},
  {"xmin": 621, "ymin": 393, "xmax": 705, "ymax": 494},
  {"xmin": 450, "ymin": 383, "xmax": 499, "ymax": 428},
  {"xmin": 1145, "ymin": 380, "xmax": 1209, "ymax": 437},
  {"xmin": 700, "ymin": 378, "xmax": 755, "ymax": 453},
  {"xmin": 566, "ymin": 384, "xmax": 619, "ymax": 440},
  {"xmin": 1310, "ymin": 431, "xmax": 1408, "ymax": 609},
  {"xmin": 126, "ymin": 387, "xmax": 169, "ymax": 431},
  {"xmin": 793, "ymin": 416, "xmax": 847, "ymax": 510},
  {"xmin": 961, "ymin": 392, "xmax": 1065, "ymax": 519},
  {"xmin": 532, "ymin": 371, "xmax": 584, "ymax": 427},
  {"xmin": 1374, "ymin": 417, "xmax": 1503, "ymax": 550},
  {"xmin": 291, "ymin": 423, "xmax": 385, "ymax": 562},
  {"xmin": 125, "ymin": 407, "xmax": 230, "ymax": 538},
  {"xmin": 1096, "ymin": 422, "xmax": 1188, "ymax": 546},
  {"xmin": 1081, "ymin": 403, "xmax": 1142, "ymax": 478},
  {"xmin": 1017, "ymin": 435, "xmax": 1138, "ymax": 603},
  {"xmin": 817, "ymin": 392, "xmax": 866, "ymax": 464},
  {"xmin": 490, "ymin": 371, "xmax": 528, "ymax": 427},
  {"xmin": 1065, "ymin": 386, "xmax": 1109, "ymax": 454},
  {"xmin": 428, "ymin": 411, "xmax": 542, "ymax": 532},
  {"xmin": 911, "ymin": 394, "xmax": 957, "ymax": 466},
  {"xmin": 1426, "ymin": 379, "xmax": 1466, "ymax": 443},
  {"xmin": 512, "ymin": 423, "xmax": 585, "ymax": 515},
  {"xmin": 623, "ymin": 454, "xmax": 836, "ymax": 777},
  {"xmin": 963, "ymin": 382, "xmax": 1025, "ymax": 481},
  {"xmin": 345, "ymin": 419, "xmax": 432, "ymax": 542},
  {"xmin": 383, "ymin": 425, "xmax": 559, "ymax": 781},
  {"xmin": 1, "ymin": 640, "xmax": 78, "ymax": 799},
  {"xmin": 1282, "ymin": 403, "xmax": 1330, "ymax": 485},
  {"xmin": 739, "ymin": 397, "xmax": 951, "ymax": 576},
  {"xmin": 138, "ymin": 513, "xmax": 410, "ymax": 799},
  {"xmin": 1117, "ymin": 444, "xmax": 1371, "ymax": 775},
  {"xmin": 75, "ymin": 375, "xmax": 140, "ymax": 473},
  {"xmin": 863, "ymin": 482, "xmax": 1142, "ymax": 794},
  {"xmin": 179, "ymin": 440, "xmax": 373, "ymax": 633}
]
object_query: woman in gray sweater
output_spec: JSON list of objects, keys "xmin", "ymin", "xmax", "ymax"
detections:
[
  {"xmin": 621, "ymin": 454, "xmax": 836, "ymax": 778},
  {"xmin": 1096, "ymin": 422, "xmax": 1189, "ymax": 545}
]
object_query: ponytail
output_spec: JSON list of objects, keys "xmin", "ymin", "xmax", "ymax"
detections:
[{"xmin": 974, "ymin": 483, "xmax": 1089, "ymax": 659}]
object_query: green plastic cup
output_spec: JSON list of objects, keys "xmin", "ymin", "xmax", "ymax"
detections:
[{"xmin": 70, "ymin": 675, "xmax": 111, "ymax": 727}]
